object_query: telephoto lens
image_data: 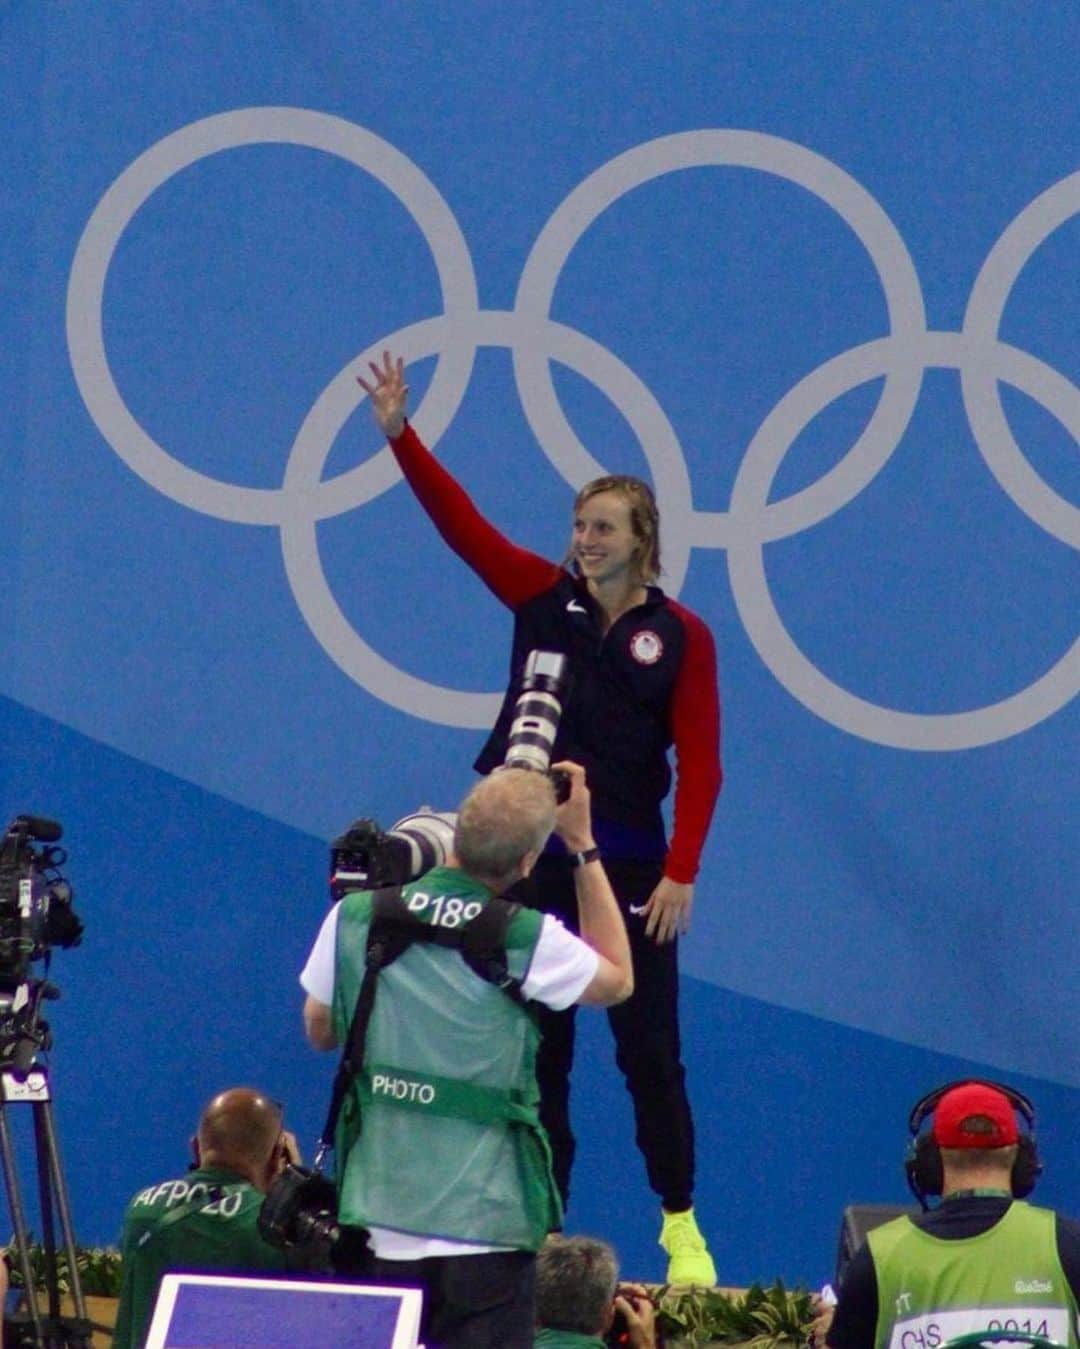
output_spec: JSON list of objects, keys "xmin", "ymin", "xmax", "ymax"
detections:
[{"xmin": 503, "ymin": 650, "xmax": 568, "ymax": 776}]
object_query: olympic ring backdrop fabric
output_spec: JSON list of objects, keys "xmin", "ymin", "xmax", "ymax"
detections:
[{"xmin": 3, "ymin": 4, "xmax": 1077, "ymax": 1283}]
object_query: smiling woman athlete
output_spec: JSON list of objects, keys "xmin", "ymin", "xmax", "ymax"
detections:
[{"xmin": 357, "ymin": 352, "xmax": 723, "ymax": 1286}]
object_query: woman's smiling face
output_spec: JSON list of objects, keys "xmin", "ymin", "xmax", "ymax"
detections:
[{"xmin": 571, "ymin": 490, "xmax": 640, "ymax": 586}]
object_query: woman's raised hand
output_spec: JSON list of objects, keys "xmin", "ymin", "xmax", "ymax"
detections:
[{"xmin": 356, "ymin": 350, "xmax": 409, "ymax": 439}]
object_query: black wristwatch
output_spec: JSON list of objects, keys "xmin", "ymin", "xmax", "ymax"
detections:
[{"xmin": 569, "ymin": 846, "xmax": 602, "ymax": 868}]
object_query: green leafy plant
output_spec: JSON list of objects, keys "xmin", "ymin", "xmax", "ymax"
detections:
[
  {"xmin": 655, "ymin": 1279, "xmax": 814, "ymax": 1349},
  {"xmin": 75, "ymin": 1245, "xmax": 124, "ymax": 1298},
  {"xmin": 6, "ymin": 1242, "xmax": 123, "ymax": 1298}
]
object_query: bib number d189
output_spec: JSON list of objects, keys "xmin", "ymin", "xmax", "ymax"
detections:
[{"xmin": 406, "ymin": 890, "xmax": 483, "ymax": 929}]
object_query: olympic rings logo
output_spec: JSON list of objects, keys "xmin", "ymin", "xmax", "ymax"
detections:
[{"xmin": 66, "ymin": 107, "xmax": 1079, "ymax": 750}]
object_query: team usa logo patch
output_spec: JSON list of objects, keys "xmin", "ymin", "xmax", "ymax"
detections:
[{"xmin": 630, "ymin": 631, "xmax": 663, "ymax": 665}]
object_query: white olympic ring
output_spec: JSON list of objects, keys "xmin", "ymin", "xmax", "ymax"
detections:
[
  {"xmin": 726, "ymin": 331, "xmax": 1080, "ymax": 749},
  {"xmin": 65, "ymin": 107, "xmax": 480, "ymax": 526},
  {"xmin": 66, "ymin": 107, "xmax": 1079, "ymax": 746},
  {"xmin": 514, "ymin": 130, "xmax": 928, "ymax": 548},
  {"xmin": 962, "ymin": 170, "xmax": 1080, "ymax": 550}
]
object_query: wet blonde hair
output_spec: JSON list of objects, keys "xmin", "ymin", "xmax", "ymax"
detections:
[{"xmin": 566, "ymin": 475, "xmax": 661, "ymax": 583}]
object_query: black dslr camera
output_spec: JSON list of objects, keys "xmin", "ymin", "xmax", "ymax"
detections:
[
  {"xmin": 329, "ymin": 808, "xmax": 457, "ymax": 899},
  {"xmin": 605, "ymin": 1285, "xmax": 660, "ymax": 1346},
  {"xmin": 257, "ymin": 1164, "xmax": 342, "ymax": 1268},
  {"xmin": 258, "ymin": 1161, "xmax": 376, "ymax": 1273}
]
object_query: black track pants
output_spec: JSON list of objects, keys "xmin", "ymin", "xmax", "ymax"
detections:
[{"xmin": 512, "ymin": 854, "xmax": 695, "ymax": 1213}]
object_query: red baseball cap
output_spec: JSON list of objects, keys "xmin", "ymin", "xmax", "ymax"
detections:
[{"xmin": 933, "ymin": 1082, "xmax": 1019, "ymax": 1149}]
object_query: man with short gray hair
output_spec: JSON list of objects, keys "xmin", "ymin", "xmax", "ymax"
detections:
[
  {"xmin": 454, "ymin": 767, "xmax": 559, "ymax": 886},
  {"xmin": 534, "ymin": 1234, "xmax": 655, "ymax": 1348},
  {"xmin": 301, "ymin": 762, "xmax": 633, "ymax": 1349}
]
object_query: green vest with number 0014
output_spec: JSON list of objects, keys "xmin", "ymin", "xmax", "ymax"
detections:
[
  {"xmin": 870, "ymin": 1201, "xmax": 1078, "ymax": 1349},
  {"xmin": 331, "ymin": 867, "xmax": 563, "ymax": 1250}
]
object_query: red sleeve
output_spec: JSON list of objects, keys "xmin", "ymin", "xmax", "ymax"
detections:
[
  {"xmin": 664, "ymin": 601, "xmax": 723, "ymax": 883},
  {"xmin": 388, "ymin": 423, "xmax": 562, "ymax": 609}
]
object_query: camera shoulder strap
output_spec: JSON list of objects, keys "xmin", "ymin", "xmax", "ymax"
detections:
[{"xmin": 457, "ymin": 898, "xmax": 531, "ymax": 1008}]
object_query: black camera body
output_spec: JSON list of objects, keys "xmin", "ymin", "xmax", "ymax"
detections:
[
  {"xmin": 329, "ymin": 809, "xmax": 457, "ymax": 898},
  {"xmin": 257, "ymin": 1163, "xmax": 340, "ymax": 1262},
  {"xmin": 605, "ymin": 1286, "xmax": 659, "ymax": 1346},
  {"xmin": 257, "ymin": 1164, "xmax": 375, "ymax": 1275}
]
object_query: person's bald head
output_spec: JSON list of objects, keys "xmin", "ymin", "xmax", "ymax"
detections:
[{"xmin": 195, "ymin": 1088, "xmax": 284, "ymax": 1189}]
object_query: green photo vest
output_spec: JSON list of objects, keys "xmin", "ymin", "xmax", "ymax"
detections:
[
  {"xmin": 331, "ymin": 867, "xmax": 563, "ymax": 1250},
  {"xmin": 870, "ymin": 1202, "xmax": 1078, "ymax": 1349}
]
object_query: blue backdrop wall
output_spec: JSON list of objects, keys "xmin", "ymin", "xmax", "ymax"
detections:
[{"xmin": 2, "ymin": 1, "xmax": 1077, "ymax": 1285}]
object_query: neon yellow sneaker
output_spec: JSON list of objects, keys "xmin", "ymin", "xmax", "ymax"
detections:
[{"xmin": 659, "ymin": 1207, "xmax": 717, "ymax": 1286}]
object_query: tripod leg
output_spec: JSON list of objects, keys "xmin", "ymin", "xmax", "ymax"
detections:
[
  {"xmin": 32, "ymin": 1102, "xmax": 62, "ymax": 1330},
  {"xmin": 0, "ymin": 1099, "xmax": 45, "ymax": 1343},
  {"xmin": 34, "ymin": 1099, "xmax": 89, "ymax": 1342}
]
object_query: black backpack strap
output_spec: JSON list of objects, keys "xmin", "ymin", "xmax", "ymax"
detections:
[
  {"xmin": 318, "ymin": 886, "xmax": 410, "ymax": 1153},
  {"xmin": 367, "ymin": 889, "xmax": 531, "ymax": 1004},
  {"xmin": 371, "ymin": 890, "xmax": 532, "ymax": 1007},
  {"xmin": 458, "ymin": 898, "xmax": 531, "ymax": 1008}
]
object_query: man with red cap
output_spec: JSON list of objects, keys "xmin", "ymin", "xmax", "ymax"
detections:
[{"xmin": 824, "ymin": 1080, "xmax": 1080, "ymax": 1349}]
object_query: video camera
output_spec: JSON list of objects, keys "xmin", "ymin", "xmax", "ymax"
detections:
[
  {"xmin": 0, "ymin": 815, "xmax": 83, "ymax": 1068},
  {"xmin": 0, "ymin": 816, "xmax": 82, "ymax": 977}
]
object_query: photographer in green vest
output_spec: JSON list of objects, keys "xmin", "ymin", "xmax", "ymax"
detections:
[
  {"xmin": 300, "ymin": 762, "xmax": 634, "ymax": 1349},
  {"xmin": 825, "ymin": 1081, "xmax": 1080, "ymax": 1349}
]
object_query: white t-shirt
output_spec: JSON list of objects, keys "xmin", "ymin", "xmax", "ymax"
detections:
[{"xmin": 299, "ymin": 895, "xmax": 599, "ymax": 1259}]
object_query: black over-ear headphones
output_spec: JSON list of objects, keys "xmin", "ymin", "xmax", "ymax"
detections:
[{"xmin": 904, "ymin": 1078, "xmax": 1042, "ymax": 1210}]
